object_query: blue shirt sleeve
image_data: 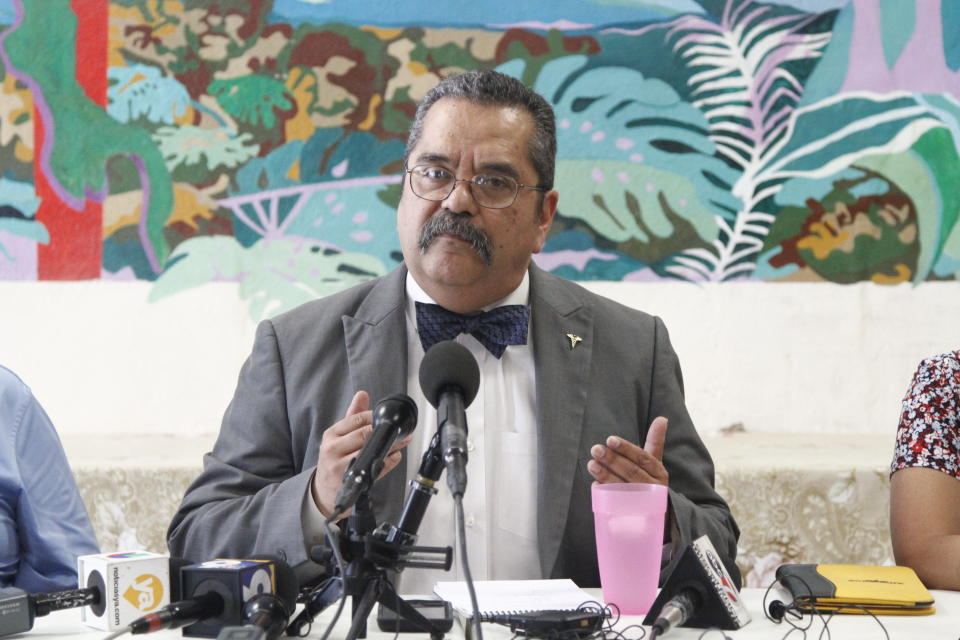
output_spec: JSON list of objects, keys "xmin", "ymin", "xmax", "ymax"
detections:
[{"xmin": 0, "ymin": 366, "xmax": 100, "ymax": 592}]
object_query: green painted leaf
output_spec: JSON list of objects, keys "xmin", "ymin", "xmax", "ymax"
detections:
[
  {"xmin": 209, "ymin": 75, "xmax": 294, "ymax": 129},
  {"xmin": 531, "ymin": 57, "xmax": 740, "ymax": 217},
  {"xmin": 150, "ymin": 235, "xmax": 385, "ymax": 320},
  {"xmin": 0, "ymin": 217, "xmax": 49, "ymax": 244},
  {"xmin": 556, "ymin": 159, "xmax": 717, "ymax": 247},
  {"xmin": 769, "ymin": 93, "xmax": 944, "ymax": 180}
]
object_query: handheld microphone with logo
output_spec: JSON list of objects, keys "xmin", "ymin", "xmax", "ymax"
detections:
[
  {"xmin": 333, "ymin": 393, "xmax": 418, "ymax": 515},
  {"xmin": 642, "ymin": 535, "xmax": 751, "ymax": 638},
  {"xmin": 418, "ymin": 340, "xmax": 480, "ymax": 498},
  {"xmin": 126, "ymin": 556, "xmax": 295, "ymax": 638},
  {"xmin": 0, "ymin": 551, "xmax": 181, "ymax": 637},
  {"xmin": 77, "ymin": 551, "xmax": 185, "ymax": 631}
]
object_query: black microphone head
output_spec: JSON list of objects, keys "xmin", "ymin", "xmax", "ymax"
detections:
[
  {"xmin": 768, "ymin": 599, "xmax": 786, "ymax": 622},
  {"xmin": 241, "ymin": 594, "xmax": 289, "ymax": 639},
  {"xmin": 419, "ymin": 340, "xmax": 480, "ymax": 408},
  {"xmin": 374, "ymin": 393, "xmax": 418, "ymax": 438}
]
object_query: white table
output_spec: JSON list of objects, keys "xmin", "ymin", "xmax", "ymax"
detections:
[{"xmin": 28, "ymin": 587, "xmax": 960, "ymax": 639}]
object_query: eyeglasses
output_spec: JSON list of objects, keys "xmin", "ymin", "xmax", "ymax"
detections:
[{"xmin": 404, "ymin": 164, "xmax": 546, "ymax": 209}]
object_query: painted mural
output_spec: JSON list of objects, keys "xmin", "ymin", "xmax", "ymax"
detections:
[{"xmin": 0, "ymin": 0, "xmax": 958, "ymax": 319}]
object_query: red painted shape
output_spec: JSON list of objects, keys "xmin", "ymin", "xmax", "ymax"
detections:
[
  {"xmin": 35, "ymin": 0, "xmax": 108, "ymax": 280},
  {"xmin": 73, "ymin": 0, "xmax": 108, "ymax": 107}
]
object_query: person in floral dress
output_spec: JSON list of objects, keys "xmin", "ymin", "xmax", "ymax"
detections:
[{"xmin": 890, "ymin": 350, "xmax": 960, "ymax": 589}]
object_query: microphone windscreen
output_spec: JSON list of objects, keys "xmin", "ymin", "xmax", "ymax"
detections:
[
  {"xmin": 419, "ymin": 340, "xmax": 480, "ymax": 408},
  {"xmin": 375, "ymin": 394, "xmax": 418, "ymax": 438}
]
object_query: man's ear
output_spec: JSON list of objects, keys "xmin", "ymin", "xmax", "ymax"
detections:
[{"xmin": 533, "ymin": 189, "xmax": 559, "ymax": 253}]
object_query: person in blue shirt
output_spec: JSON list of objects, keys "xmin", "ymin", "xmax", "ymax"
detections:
[{"xmin": 0, "ymin": 365, "xmax": 99, "ymax": 592}]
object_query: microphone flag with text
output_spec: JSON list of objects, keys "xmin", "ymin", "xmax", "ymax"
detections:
[
  {"xmin": 334, "ymin": 393, "xmax": 418, "ymax": 515},
  {"xmin": 127, "ymin": 556, "xmax": 296, "ymax": 638},
  {"xmin": 418, "ymin": 340, "xmax": 480, "ymax": 498},
  {"xmin": 0, "ymin": 551, "xmax": 180, "ymax": 637},
  {"xmin": 642, "ymin": 535, "xmax": 750, "ymax": 638}
]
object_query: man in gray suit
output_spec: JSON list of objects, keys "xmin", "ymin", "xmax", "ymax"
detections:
[{"xmin": 168, "ymin": 70, "xmax": 739, "ymax": 589}]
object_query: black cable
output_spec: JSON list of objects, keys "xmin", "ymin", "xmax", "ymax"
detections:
[
  {"xmin": 764, "ymin": 574, "xmax": 891, "ymax": 640},
  {"xmin": 584, "ymin": 602, "xmax": 645, "ymax": 640},
  {"xmin": 840, "ymin": 605, "xmax": 889, "ymax": 640},
  {"xmin": 453, "ymin": 494, "xmax": 483, "ymax": 640},
  {"xmin": 317, "ymin": 517, "xmax": 349, "ymax": 640}
]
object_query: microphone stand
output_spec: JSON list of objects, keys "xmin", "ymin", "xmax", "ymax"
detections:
[{"xmin": 290, "ymin": 434, "xmax": 452, "ymax": 640}]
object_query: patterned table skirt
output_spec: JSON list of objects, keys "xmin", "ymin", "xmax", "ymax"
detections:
[{"xmin": 74, "ymin": 464, "xmax": 893, "ymax": 588}]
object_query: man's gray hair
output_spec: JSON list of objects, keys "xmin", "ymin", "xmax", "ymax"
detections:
[{"xmin": 403, "ymin": 69, "xmax": 557, "ymax": 191}]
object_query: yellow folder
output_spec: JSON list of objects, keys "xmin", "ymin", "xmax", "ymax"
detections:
[{"xmin": 775, "ymin": 564, "xmax": 935, "ymax": 615}]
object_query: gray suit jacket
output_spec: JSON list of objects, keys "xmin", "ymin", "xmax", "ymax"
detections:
[{"xmin": 167, "ymin": 265, "xmax": 740, "ymax": 587}]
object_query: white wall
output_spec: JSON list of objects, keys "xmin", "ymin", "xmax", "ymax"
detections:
[
  {"xmin": 2, "ymin": 282, "xmax": 253, "ymax": 439},
  {"xmin": 2, "ymin": 280, "xmax": 957, "ymax": 438}
]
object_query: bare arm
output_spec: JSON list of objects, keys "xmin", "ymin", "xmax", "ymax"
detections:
[{"xmin": 890, "ymin": 466, "xmax": 960, "ymax": 589}]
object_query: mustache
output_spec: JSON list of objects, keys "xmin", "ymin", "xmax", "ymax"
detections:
[{"xmin": 418, "ymin": 210, "xmax": 493, "ymax": 265}]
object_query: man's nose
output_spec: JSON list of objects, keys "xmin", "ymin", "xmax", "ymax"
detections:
[{"xmin": 443, "ymin": 178, "xmax": 479, "ymax": 215}]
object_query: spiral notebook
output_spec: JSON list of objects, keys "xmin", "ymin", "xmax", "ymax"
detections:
[{"xmin": 433, "ymin": 579, "xmax": 596, "ymax": 619}]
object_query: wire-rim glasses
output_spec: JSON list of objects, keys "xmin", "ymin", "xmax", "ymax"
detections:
[{"xmin": 404, "ymin": 164, "xmax": 546, "ymax": 209}]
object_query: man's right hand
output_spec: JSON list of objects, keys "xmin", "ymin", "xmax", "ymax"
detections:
[{"xmin": 310, "ymin": 390, "xmax": 411, "ymax": 519}]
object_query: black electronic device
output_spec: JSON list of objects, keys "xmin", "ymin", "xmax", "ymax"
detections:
[
  {"xmin": 480, "ymin": 608, "xmax": 607, "ymax": 639},
  {"xmin": 376, "ymin": 599, "xmax": 454, "ymax": 633},
  {"xmin": 0, "ymin": 588, "xmax": 36, "ymax": 638}
]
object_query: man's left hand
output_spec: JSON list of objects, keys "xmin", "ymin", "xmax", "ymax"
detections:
[{"xmin": 587, "ymin": 416, "xmax": 669, "ymax": 486}]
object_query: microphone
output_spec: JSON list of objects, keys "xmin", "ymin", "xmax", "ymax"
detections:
[
  {"xmin": 418, "ymin": 340, "xmax": 480, "ymax": 498},
  {"xmin": 642, "ymin": 535, "xmax": 751, "ymax": 638},
  {"xmin": 0, "ymin": 551, "xmax": 181, "ymax": 637},
  {"xmin": 333, "ymin": 393, "xmax": 418, "ymax": 514},
  {"xmin": 390, "ymin": 431, "xmax": 445, "ymax": 544},
  {"xmin": 127, "ymin": 556, "xmax": 295, "ymax": 638},
  {"xmin": 215, "ymin": 563, "xmax": 298, "ymax": 640}
]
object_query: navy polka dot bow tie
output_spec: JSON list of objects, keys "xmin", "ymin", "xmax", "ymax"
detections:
[{"xmin": 415, "ymin": 301, "xmax": 530, "ymax": 358}]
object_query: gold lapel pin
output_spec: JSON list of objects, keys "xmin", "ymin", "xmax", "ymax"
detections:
[{"xmin": 566, "ymin": 333, "xmax": 583, "ymax": 350}]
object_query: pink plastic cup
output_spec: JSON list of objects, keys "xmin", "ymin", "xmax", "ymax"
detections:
[{"xmin": 591, "ymin": 483, "xmax": 668, "ymax": 615}]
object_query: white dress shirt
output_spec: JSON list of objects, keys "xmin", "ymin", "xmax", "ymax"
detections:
[{"xmin": 399, "ymin": 272, "xmax": 541, "ymax": 595}]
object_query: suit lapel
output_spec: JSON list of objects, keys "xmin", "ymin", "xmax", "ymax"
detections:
[
  {"xmin": 530, "ymin": 265, "xmax": 593, "ymax": 577},
  {"xmin": 341, "ymin": 266, "xmax": 410, "ymax": 521}
]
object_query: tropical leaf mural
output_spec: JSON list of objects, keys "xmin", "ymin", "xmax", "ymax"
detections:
[{"xmin": 0, "ymin": 0, "xmax": 957, "ymax": 313}]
